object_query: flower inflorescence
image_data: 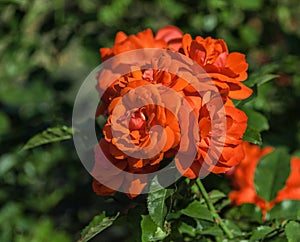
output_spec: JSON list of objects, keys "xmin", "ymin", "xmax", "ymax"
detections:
[{"xmin": 92, "ymin": 26, "xmax": 251, "ymax": 197}]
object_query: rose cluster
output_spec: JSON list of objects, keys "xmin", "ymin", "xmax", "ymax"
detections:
[{"xmin": 92, "ymin": 26, "xmax": 252, "ymax": 197}]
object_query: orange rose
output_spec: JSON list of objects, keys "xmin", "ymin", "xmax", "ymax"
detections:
[
  {"xmin": 176, "ymin": 103, "xmax": 248, "ymax": 179},
  {"xmin": 92, "ymin": 27, "xmax": 251, "ymax": 197},
  {"xmin": 94, "ymin": 69, "xmax": 247, "ymax": 196},
  {"xmin": 96, "ymin": 49, "xmax": 189, "ymax": 117},
  {"xmin": 181, "ymin": 34, "xmax": 252, "ymax": 100},
  {"xmin": 92, "ymin": 139, "xmax": 127, "ymax": 196},
  {"xmin": 92, "ymin": 140, "xmax": 158, "ymax": 198},
  {"xmin": 103, "ymin": 84, "xmax": 181, "ymax": 169},
  {"xmin": 228, "ymin": 142, "xmax": 300, "ymax": 218},
  {"xmin": 228, "ymin": 142, "xmax": 274, "ymax": 216},
  {"xmin": 93, "ymin": 68, "xmax": 184, "ymax": 197},
  {"xmin": 100, "ymin": 26, "xmax": 183, "ymax": 61},
  {"xmin": 276, "ymin": 157, "xmax": 300, "ymax": 202}
]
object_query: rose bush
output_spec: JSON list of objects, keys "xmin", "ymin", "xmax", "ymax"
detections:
[{"xmin": 12, "ymin": 1, "xmax": 300, "ymax": 241}]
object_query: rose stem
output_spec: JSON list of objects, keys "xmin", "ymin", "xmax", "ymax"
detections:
[{"xmin": 196, "ymin": 178, "xmax": 234, "ymax": 239}]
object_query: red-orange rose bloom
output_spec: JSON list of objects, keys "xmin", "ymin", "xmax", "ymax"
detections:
[
  {"xmin": 100, "ymin": 26, "xmax": 183, "ymax": 62},
  {"xmin": 181, "ymin": 34, "xmax": 252, "ymax": 101},
  {"xmin": 92, "ymin": 26, "xmax": 251, "ymax": 197},
  {"xmin": 228, "ymin": 142, "xmax": 300, "ymax": 218}
]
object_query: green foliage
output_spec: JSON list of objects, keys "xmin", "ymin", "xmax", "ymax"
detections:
[
  {"xmin": 0, "ymin": 112, "xmax": 10, "ymax": 135},
  {"xmin": 267, "ymin": 200, "xmax": 300, "ymax": 220},
  {"xmin": 242, "ymin": 107, "xmax": 270, "ymax": 145},
  {"xmin": 243, "ymin": 126, "xmax": 263, "ymax": 145},
  {"xmin": 178, "ymin": 222, "xmax": 196, "ymax": 237},
  {"xmin": 22, "ymin": 126, "xmax": 73, "ymax": 150},
  {"xmin": 285, "ymin": 221, "xmax": 300, "ymax": 242},
  {"xmin": 241, "ymin": 108, "xmax": 269, "ymax": 132},
  {"xmin": 147, "ymin": 177, "xmax": 173, "ymax": 228},
  {"xmin": 245, "ymin": 73, "xmax": 279, "ymax": 88},
  {"xmin": 254, "ymin": 148, "xmax": 291, "ymax": 201},
  {"xmin": 249, "ymin": 226, "xmax": 274, "ymax": 242},
  {"xmin": 98, "ymin": 0, "xmax": 132, "ymax": 27},
  {"xmin": 226, "ymin": 203, "xmax": 263, "ymax": 224},
  {"xmin": 181, "ymin": 201, "xmax": 213, "ymax": 221},
  {"xmin": 232, "ymin": 0, "xmax": 263, "ymax": 11},
  {"xmin": 78, "ymin": 213, "xmax": 119, "ymax": 242},
  {"xmin": 200, "ymin": 189, "xmax": 226, "ymax": 205},
  {"xmin": 141, "ymin": 215, "xmax": 168, "ymax": 242},
  {"xmin": 15, "ymin": 218, "xmax": 71, "ymax": 242}
]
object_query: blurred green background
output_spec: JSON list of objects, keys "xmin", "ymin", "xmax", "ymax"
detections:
[{"xmin": 1, "ymin": 0, "xmax": 300, "ymax": 241}]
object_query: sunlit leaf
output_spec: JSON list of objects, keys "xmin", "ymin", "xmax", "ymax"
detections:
[
  {"xmin": 22, "ymin": 126, "xmax": 73, "ymax": 151},
  {"xmin": 78, "ymin": 213, "xmax": 119, "ymax": 242},
  {"xmin": 285, "ymin": 221, "xmax": 300, "ymax": 242},
  {"xmin": 141, "ymin": 215, "xmax": 167, "ymax": 242},
  {"xmin": 147, "ymin": 177, "xmax": 173, "ymax": 228},
  {"xmin": 181, "ymin": 201, "xmax": 213, "ymax": 222}
]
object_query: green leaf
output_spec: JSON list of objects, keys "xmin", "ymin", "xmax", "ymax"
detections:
[
  {"xmin": 147, "ymin": 177, "xmax": 173, "ymax": 228},
  {"xmin": 241, "ymin": 108, "xmax": 269, "ymax": 132},
  {"xmin": 239, "ymin": 203, "xmax": 263, "ymax": 223},
  {"xmin": 22, "ymin": 126, "xmax": 73, "ymax": 150},
  {"xmin": 232, "ymin": 0, "xmax": 262, "ymax": 10},
  {"xmin": 241, "ymin": 107, "xmax": 269, "ymax": 147},
  {"xmin": 226, "ymin": 203, "xmax": 263, "ymax": 223},
  {"xmin": 256, "ymin": 74, "xmax": 279, "ymax": 86},
  {"xmin": 223, "ymin": 220, "xmax": 242, "ymax": 236},
  {"xmin": 178, "ymin": 222, "xmax": 196, "ymax": 237},
  {"xmin": 0, "ymin": 112, "xmax": 10, "ymax": 135},
  {"xmin": 267, "ymin": 200, "xmax": 300, "ymax": 220},
  {"xmin": 245, "ymin": 74, "xmax": 278, "ymax": 87},
  {"xmin": 254, "ymin": 148, "xmax": 291, "ymax": 201},
  {"xmin": 285, "ymin": 221, "xmax": 300, "ymax": 242},
  {"xmin": 243, "ymin": 126, "xmax": 262, "ymax": 145},
  {"xmin": 19, "ymin": 218, "xmax": 71, "ymax": 242},
  {"xmin": 198, "ymin": 225, "xmax": 224, "ymax": 237},
  {"xmin": 199, "ymin": 189, "xmax": 226, "ymax": 205},
  {"xmin": 78, "ymin": 212, "xmax": 119, "ymax": 242},
  {"xmin": 250, "ymin": 226, "xmax": 274, "ymax": 242},
  {"xmin": 181, "ymin": 201, "xmax": 213, "ymax": 222},
  {"xmin": 0, "ymin": 154, "xmax": 17, "ymax": 176},
  {"xmin": 165, "ymin": 212, "xmax": 181, "ymax": 220},
  {"xmin": 208, "ymin": 190, "xmax": 226, "ymax": 204},
  {"xmin": 141, "ymin": 215, "xmax": 167, "ymax": 242},
  {"xmin": 239, "ymin": 25, "xmax": 260, "ymax": 46}
]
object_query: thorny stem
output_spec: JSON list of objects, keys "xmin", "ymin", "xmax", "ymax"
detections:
[{"xmin": 196, "ymin": 179, "xmax": 234, "ymax": 239}]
